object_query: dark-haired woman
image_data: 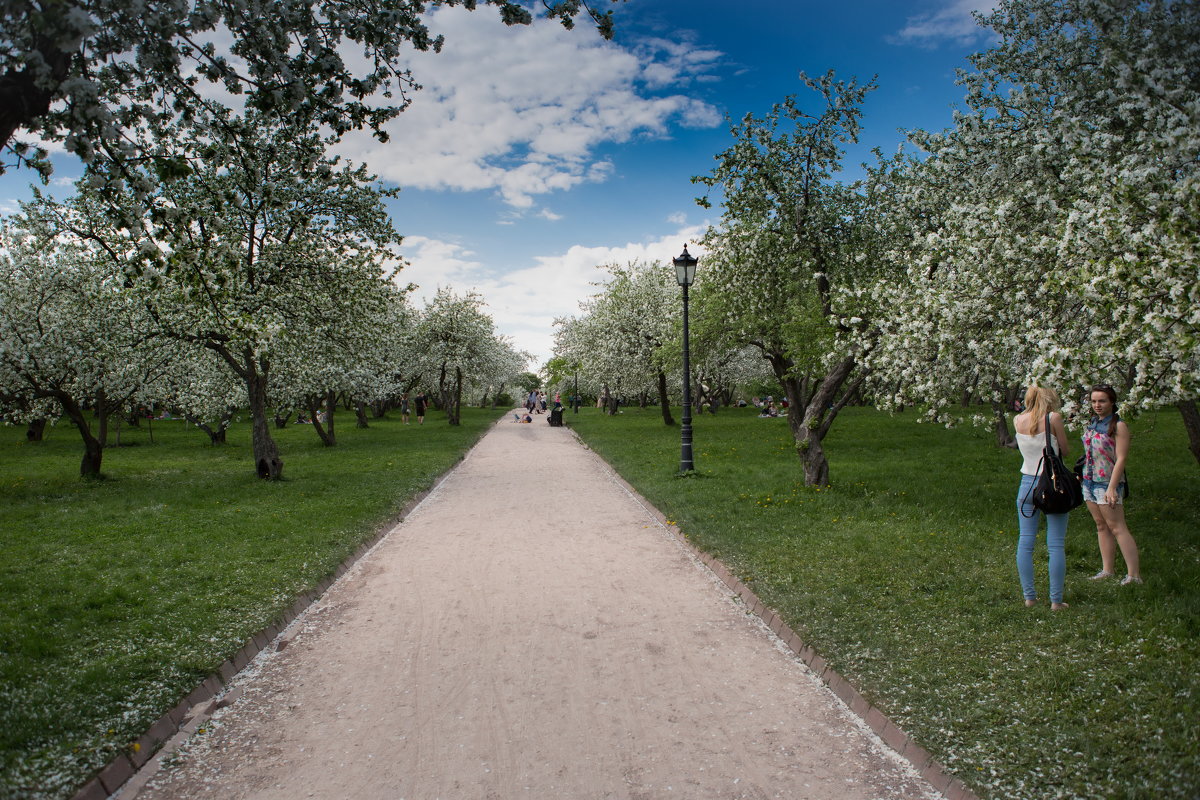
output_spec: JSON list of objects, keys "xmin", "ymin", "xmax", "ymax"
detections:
[{"xmin": 1083, "ymin": 385, "xmax": 1142, "ymax": 585}]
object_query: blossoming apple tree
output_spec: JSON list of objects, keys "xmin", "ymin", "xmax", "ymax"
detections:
[
  {"xmin": 415, "ymin": 288, "xmax": 517, "ymax": 426},
  {"xmin": 1, "ymin": 0, "xmax": 620, "ymax": 180},
  {"xmin": 0, "ymin": 211, "xmax": 182, "ymax": 475},
  {"xmin": 855, "ymin": 0, "xmax": 1199, "ymax": 463},
  {"xmin": 559, "ymin": 261, "xmax": 683, "ymax": 423},
  {"xmin": 693, "ymin": 70, "xmax": 882, "ymax": 485},
  {"xmin": 32, "ymin": 112, "xmax": 402, "ymax": 478}
]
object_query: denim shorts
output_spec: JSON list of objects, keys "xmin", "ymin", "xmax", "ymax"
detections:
[{"xmin": 1082, "ymin": 479, "xmax": 1125, "ymax": 505}]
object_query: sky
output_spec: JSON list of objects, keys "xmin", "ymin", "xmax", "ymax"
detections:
[{"xmin": 0, "ymin": 0, "xmax": 999, "ymax": 369}]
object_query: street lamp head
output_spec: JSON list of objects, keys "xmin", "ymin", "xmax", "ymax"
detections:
[{"xmin": 673, "ymin": 244, "xmax": 698, "ymax": 287}]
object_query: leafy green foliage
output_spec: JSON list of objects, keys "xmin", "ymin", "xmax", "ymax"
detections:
[{"xmin": 516, "ymin": 371, "xmax": 544, "ymax": 395}]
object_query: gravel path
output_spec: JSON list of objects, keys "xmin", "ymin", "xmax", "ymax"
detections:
[{"xmin": 129, "ymin": 414, "xmax": 943, "ymax": 800}]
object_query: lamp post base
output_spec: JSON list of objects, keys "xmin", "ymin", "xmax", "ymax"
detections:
[{"xmin": 679, "ymin": 415, "xmax": 694, "ymax": 473}]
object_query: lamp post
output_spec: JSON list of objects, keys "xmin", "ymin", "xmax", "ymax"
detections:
[
  {"xmin": 573, "ymin": 370, "xmax": 579, "ymax": 413},
  {"xmin": 673, "ymin": 244, "xmax": 698, "ymax": 473}
]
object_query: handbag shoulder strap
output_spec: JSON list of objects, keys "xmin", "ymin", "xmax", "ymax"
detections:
[{"xmin": 1044, "ymin": 413, "xmax": 1054, "ymax": 452}]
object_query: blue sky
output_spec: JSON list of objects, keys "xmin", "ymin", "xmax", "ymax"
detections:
[{"xmin": 0, "ymin": 0, "xmax": 998, "ymax": 367}]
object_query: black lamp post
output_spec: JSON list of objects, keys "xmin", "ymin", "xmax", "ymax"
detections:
[
  {"xmin": 673, "ymin": 244, "xmax": 699, "ymax": 473},
  {"xmin": 573, "ymin": 370, "xmax": 579, "ymax": 413}
]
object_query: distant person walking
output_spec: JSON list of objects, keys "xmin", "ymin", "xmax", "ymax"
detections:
[
  {"xmin": 414, "ymin": 392, "xmax": 427, "ymax": 425},
  {"xmin": 1013, "ymin": 384, "xmax": 1071, "ymax": 610},
  {"xmin": 1082, "ymin": 385, "xmax": 1141, "ymax": 585},
  {"xmin": 400, "ymin": 393, "xmax": 410, "ymax": 425}
]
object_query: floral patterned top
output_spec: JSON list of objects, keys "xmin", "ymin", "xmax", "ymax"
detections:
[{"xmin": 1081, "ymin": 415, "xmax": 1122, "ymax": 485}]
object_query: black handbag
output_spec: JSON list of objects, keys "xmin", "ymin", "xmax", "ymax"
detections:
[{"xmin": 1023, "ymin": 414, "xmax": 1084, "ymax": 516}]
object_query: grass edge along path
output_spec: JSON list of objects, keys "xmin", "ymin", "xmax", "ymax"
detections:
[
  {"xmin": 569, "ymin": 405, "xmax": 1199, "ymax": 800},
  {"xmin": 586, "ymin": 437, "xmax": 980, "ymax": 800},
  {"xmin": 0, "ymin": 408, "xmax": 500, "ymax": 800}
]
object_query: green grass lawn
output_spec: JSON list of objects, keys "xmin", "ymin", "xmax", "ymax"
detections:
[
  {"xmin": 0, "ymin": 408, "xmax": 498, "ymax": 800},
  {"xmin": 570, "ymin": 405, "xmax": 1199, "ymax": 800}
]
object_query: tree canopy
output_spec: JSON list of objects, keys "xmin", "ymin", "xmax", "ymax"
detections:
[{"xmin": 1, "ymin": 0, "xmax": 623, "ymax": 179}]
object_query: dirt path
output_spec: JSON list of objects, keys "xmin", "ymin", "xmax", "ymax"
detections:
[{"xmin": 129, "ymin": 414, "xmax": 942, "ymax": 800}]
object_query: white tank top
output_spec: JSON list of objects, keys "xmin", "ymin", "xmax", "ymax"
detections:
[{"xmin": 1016, "ymin": 432, "xmax": 1059, "ymax": 476}]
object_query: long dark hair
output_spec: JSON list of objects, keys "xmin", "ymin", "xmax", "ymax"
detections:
[{"xmin": 1090, "ymin": 384, "xmax": 1120, "ymax": 435}]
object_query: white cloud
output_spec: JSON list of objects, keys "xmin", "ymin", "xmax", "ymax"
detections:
[
  {"xmin": 394, "ymin": 236, "xmax": 483, "ymax": 297},
  {"xmin": 397, "ymin": 225, "xmax": 710, "ymax": 368},
  {"xmin": 891, "ymin": 0, "xmax": 997, "ymax": 47},
  {"xmin": 335, "ymin": 7, "xmax": 721, "ymax": 207}
]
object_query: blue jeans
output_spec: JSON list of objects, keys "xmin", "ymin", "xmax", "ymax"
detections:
[{"xmin": 1017, "ymin": 474, "xmax": 1068, "ymax": 604}]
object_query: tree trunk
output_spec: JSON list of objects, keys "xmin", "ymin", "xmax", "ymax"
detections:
[
  {"xmin": 26, "ymin": 418, "xmax": 47, "ymax": 442},
  {"xmin": 80, "ymin": 430, "xmax": 103, "ymax": 476},
  {"xmin": 657, "ymin": 370, "xmax": 676, "ymax": 426},
  {"xmin": 372, "ymin": 400, "xmax": 388, "ymax": 419},
  {"xmin": 447, "ymin": 367, "xmax": 463, "ymax": 426},
  {"xmin": 61, "ymin": 396, "xmax": 104, "ymax": 477},
  {"xmin": 1178, "ymin": 399, "xmax": 1200, "ymax": 467},
  {"xmin": 185, "ymin": 414, "xmax": 228, "ymax": 445},
  {"xmin": 796, "ymin": 356, "xmax": 859, "ymax": 487},
  {"xmin": 993, "ymin": 401, "xmax": 1017, "ymax": 448},
  {"xmin": 325, "ymin": 390, "xmax": 337, "ymax": 442},
  {"xmin": 274, "ymin": 410, "xmax": 292, "ymax": 429},
  {"xmin": 437, "ymin": 362, "xmax": 451, "ymax": 417},
  {"xmin": 306, "ymin": 391, "xmax": 336, "ymax": 446},
  {"xmin": 355, "ymin": 401, "xmax": 370, "ymax": 429},
  {"xmin": 95, "ymin": 388, "xmax": 110, "ymax": 447},
  {"xmin": 247, "ymin": 372, "xmax": 283, "ymax": 479}
]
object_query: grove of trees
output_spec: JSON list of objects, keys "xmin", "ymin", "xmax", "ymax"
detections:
[
  {"xmin": 2, "ymin": 1, "xmax": 609, "ymax": 478},
  {"xmin": 550, "ymin": 0, "xmax": 1199, "ymax": 483},
  {"xmin": 4, "ymin": 0, "xmax": 1197, "ymax": 484}
]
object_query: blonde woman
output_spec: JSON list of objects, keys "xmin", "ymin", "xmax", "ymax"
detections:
[{"xmin": 1014, "ymin": 385, "xmax": 1071, "ymax": 610}]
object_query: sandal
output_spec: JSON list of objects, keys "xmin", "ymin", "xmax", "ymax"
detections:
[
  {"xmin": 1119, "ymin": 575, "xmax": 1143, "ymax": 586},
  {"xmin": 1089, "ymin": 570, "xmax": 1114, "ymax": 580}
]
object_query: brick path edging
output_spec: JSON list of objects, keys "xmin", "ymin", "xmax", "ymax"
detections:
[
  {"xmin": 71, "ymin": 433, "xmax": 485, "ymax": 800},
  {"xmin": 586, "ymin": 441, "xmax": 981, "ymax": 800}
]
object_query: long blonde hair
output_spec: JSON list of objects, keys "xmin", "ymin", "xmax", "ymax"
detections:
[{"xmin": 1022, "ymin": 384, "xmax": 1061, "ymax": 434}]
